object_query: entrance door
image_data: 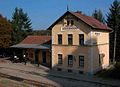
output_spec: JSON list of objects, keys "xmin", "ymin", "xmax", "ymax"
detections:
[
  {"xmin": 42, "ymin": 51, "xmax": 46, "ymax": 63},
  {"xmin": 35, "ymin": 50, "xmax": 39, "ymax": 64}
]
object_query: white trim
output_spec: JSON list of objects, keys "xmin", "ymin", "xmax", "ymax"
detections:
[
  {"xmin": 79, "ymin": 31, "xmax": 84, "ymax": 34},
  {"xmin": 57, "ymin": 52, "xmax": 63, "ymax": 54},
  {"xmin": 57, "ymin": 32, "xmax": 63, "ymax": 34},
  {"xmin": 61, "ymin": 26, "xmax": 80, "ymax": 31},
  {"xmin": 61, "ymin": 26, "xmax": 63, "ymax": 31},
  {"xmin": 67, "ymin": 32, "xmax": 73, "ymax": 34}
]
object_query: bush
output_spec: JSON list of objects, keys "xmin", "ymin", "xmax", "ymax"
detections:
[
  {"xmin": 96, "ymin": 62, "xmax": 120, "ymax": 79},
  {"xmin": 112, "ymin": 62, "xmax": 120, "ymax": 79}
]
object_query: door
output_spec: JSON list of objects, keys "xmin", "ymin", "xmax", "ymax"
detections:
[
  {"xmin": 35, "ymin": 50, "xmax": 39, "ymax": 64},
  {"xmin": 42, "ymin": 51, "xmax": 46, "ymax": 63}
]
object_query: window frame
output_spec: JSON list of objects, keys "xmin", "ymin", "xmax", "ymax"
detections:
[
  {"xmin": 71, "ymin": 20, "xmax": 74, "ymax": 26},
  {"xmin": 68, "ymin": 34, "xmax": 73, "ymax": 45},
  {"xmin": 68, "ymin": 55, "xmax": 73, "ymax": 66},
  {"xmin": 58, "ymin": 54, "xmax": 63, "ymax": 65},
  {"xmin": 58, "ymin": 34, "xmax": 62, "ymax": 45},
  {"xmin": 79, "ymin": 34, "xmax": 84, "ymax": 45},
  {"xmin": 79, "ymin": 55, "xmax": 84, "ymax": 67},
  {"xmin": 67, "ymin": 20, "xmax": 70, "ymax": 26}
]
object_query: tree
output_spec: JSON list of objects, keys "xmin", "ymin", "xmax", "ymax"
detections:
[
  {"xmin": 106, "ymin": 0, "xmax": 120, "ymax": 62},
  {"xmin": 0, "ymin": 15, "xmax": 12, "ymax": 48},
  {"xmin": 92, "ymin": 9, "xmax": 105, "ymax": 23},
  {"xmin": 32, "ymin": 30, "xmax": 51, "ymax": 36},
  {"xmin": 11, "ymin": 7, "xmax": 32, "ymax": 45}
]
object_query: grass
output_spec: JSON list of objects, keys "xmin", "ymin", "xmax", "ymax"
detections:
[{"xmin": 95, "ymin": 62, "xmax": 120, "ymax": 80}]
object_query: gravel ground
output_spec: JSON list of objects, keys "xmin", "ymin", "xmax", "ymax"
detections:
[
  {"xmin": 0, "ymin": 77, "xmax": 35, "ymax": 87},
  {"xmin": 0, "ymin": 59, "xmax": 119, "ymax": 87}
]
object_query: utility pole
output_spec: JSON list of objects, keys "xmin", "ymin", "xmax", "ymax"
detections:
[
  {"xmin": 113, "ymin": 26, "xmax": 117, "ymax": 64},
  {"xmin": 67, "ymin": 0, "xmax": 70, "ymax": 11}
]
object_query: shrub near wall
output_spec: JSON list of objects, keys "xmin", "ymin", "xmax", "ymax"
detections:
[
  {"xmin": 96, "ymin": 62, "xmax": 120, "ymax": 79},
  {"xmin": 113, "ymin": 62, "xmax": 120, "ymax": 79}
]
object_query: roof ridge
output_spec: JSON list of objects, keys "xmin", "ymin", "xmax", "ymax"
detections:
[{"xmin": 48, "ymin": 11, "xmax": 112, "ymax": 31}]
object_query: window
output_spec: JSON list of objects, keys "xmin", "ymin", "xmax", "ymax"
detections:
[
  {"xmin": 58, "ymin": 54, "xmax": 62, "ymax": 65},
  {"xmin": 42, "ymin": 51, "xmax": 46, "ymax": 63},
  {"xmin": 99, "ymin": 54, "xmax": 104, "ymax": 65},
  {"xmin": 66, "ymin": 20, "xmax": 74, "ymax": 26},
  {"xmin": 68, "ymin": 34, "xmax": 73, "ymax": 45},
  {"xmin": 67, "ymin": 20, "xmax": 70, "ymax": 26},
  {"xmin": 68, "ymin": 55, "xmax": 73, "ymax": 66},
  {"xmin": 79, "ymin": 56, "xmax": 84, "ymax": 67},
  {"xmin": 58, "ymin": 34, "xmax": 62, "ymax": 44},
  {"xmin": 79, "ymin": 34, "xmax": 84, "ymax": 45},
  {"xmin": 71, "ymin": 20, "xmax": 74, "ymax": 26}
]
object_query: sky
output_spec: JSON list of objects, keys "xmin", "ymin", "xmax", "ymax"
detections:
[{"xmin": 0, "ymin": 0, "xmax": 114, "ymax": 30}]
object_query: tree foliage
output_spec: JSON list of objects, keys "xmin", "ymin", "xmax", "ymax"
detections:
[
  {"xmin": 32, "ymin": 30, "xmax": 51, "ymax": 36},
  {"xmin": 11, "ymin": 7, "xmax": 32, "ymax": 45},
  {"xmin": 92, "ymin": 9, "xmax": 105, "ymax": 23},
  {"xmin": 0, "ymin": 15, "xmax": 12, "ymax": 48},
  {"xmin": 106, "ymin": 0, "xmax": 120, "ymax": 62}
]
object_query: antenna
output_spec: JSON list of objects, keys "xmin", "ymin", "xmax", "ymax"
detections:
[
  {"xmin": 67, "ymin": 4, "xmax": 69, "ymax": 11},
  {"xmin": 67, "ymin": 0, "xmax": 70, "ymax": 11}
]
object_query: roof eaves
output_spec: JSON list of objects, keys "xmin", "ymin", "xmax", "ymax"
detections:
[
  {"xmin": 70, "ymin": 12, "xmax": 112, "ymax": 32},
  {"xmin": 11, "ymin": 44, "xmax": 50, "ymax": 49},
  {"xmin": 92, "ymin": 27, "xmax": 113, "ymax": 32}
]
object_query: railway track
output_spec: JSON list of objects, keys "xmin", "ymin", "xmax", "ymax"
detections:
[{"xmin": 0, "ymin": 72, "xmax": 56, "ymax": 87}]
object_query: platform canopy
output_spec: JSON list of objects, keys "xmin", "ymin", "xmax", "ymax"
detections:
[
  {"xmin": 11, "ymin": 44, "xmax": 50, "ymax": 50},
  {"xmin": 11, "ymin": 36, "xmax": 51, "ymax": 50}
]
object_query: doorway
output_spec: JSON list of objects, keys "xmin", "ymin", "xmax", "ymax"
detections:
[
  {"xmin": 35, "ymin": 50, "xmax": 39, "ymax": 64},
  {"xmin": 42, "ymin": 51, "xmax": 46, "ymax": 64}
]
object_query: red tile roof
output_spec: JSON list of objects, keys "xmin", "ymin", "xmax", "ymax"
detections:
[
  {"xmin": 20, "ymin": 36, "xmax": 51, "ymax": 44},
  {"xmin": 48, "ymin": 11, "xmax": 112, "ymax": 31},
  {"xmin": 71, "ymin": 11, "xmax": 111, "ymax": 30}
]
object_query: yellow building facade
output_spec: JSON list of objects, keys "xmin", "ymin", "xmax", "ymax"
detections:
[
  {"xmin": 24, "ymin": 49, "xmax": 51, "ymax": 67},
  {"xmin": 49, "ymin": 11, "xmax": 111, "ymax": 75}
]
